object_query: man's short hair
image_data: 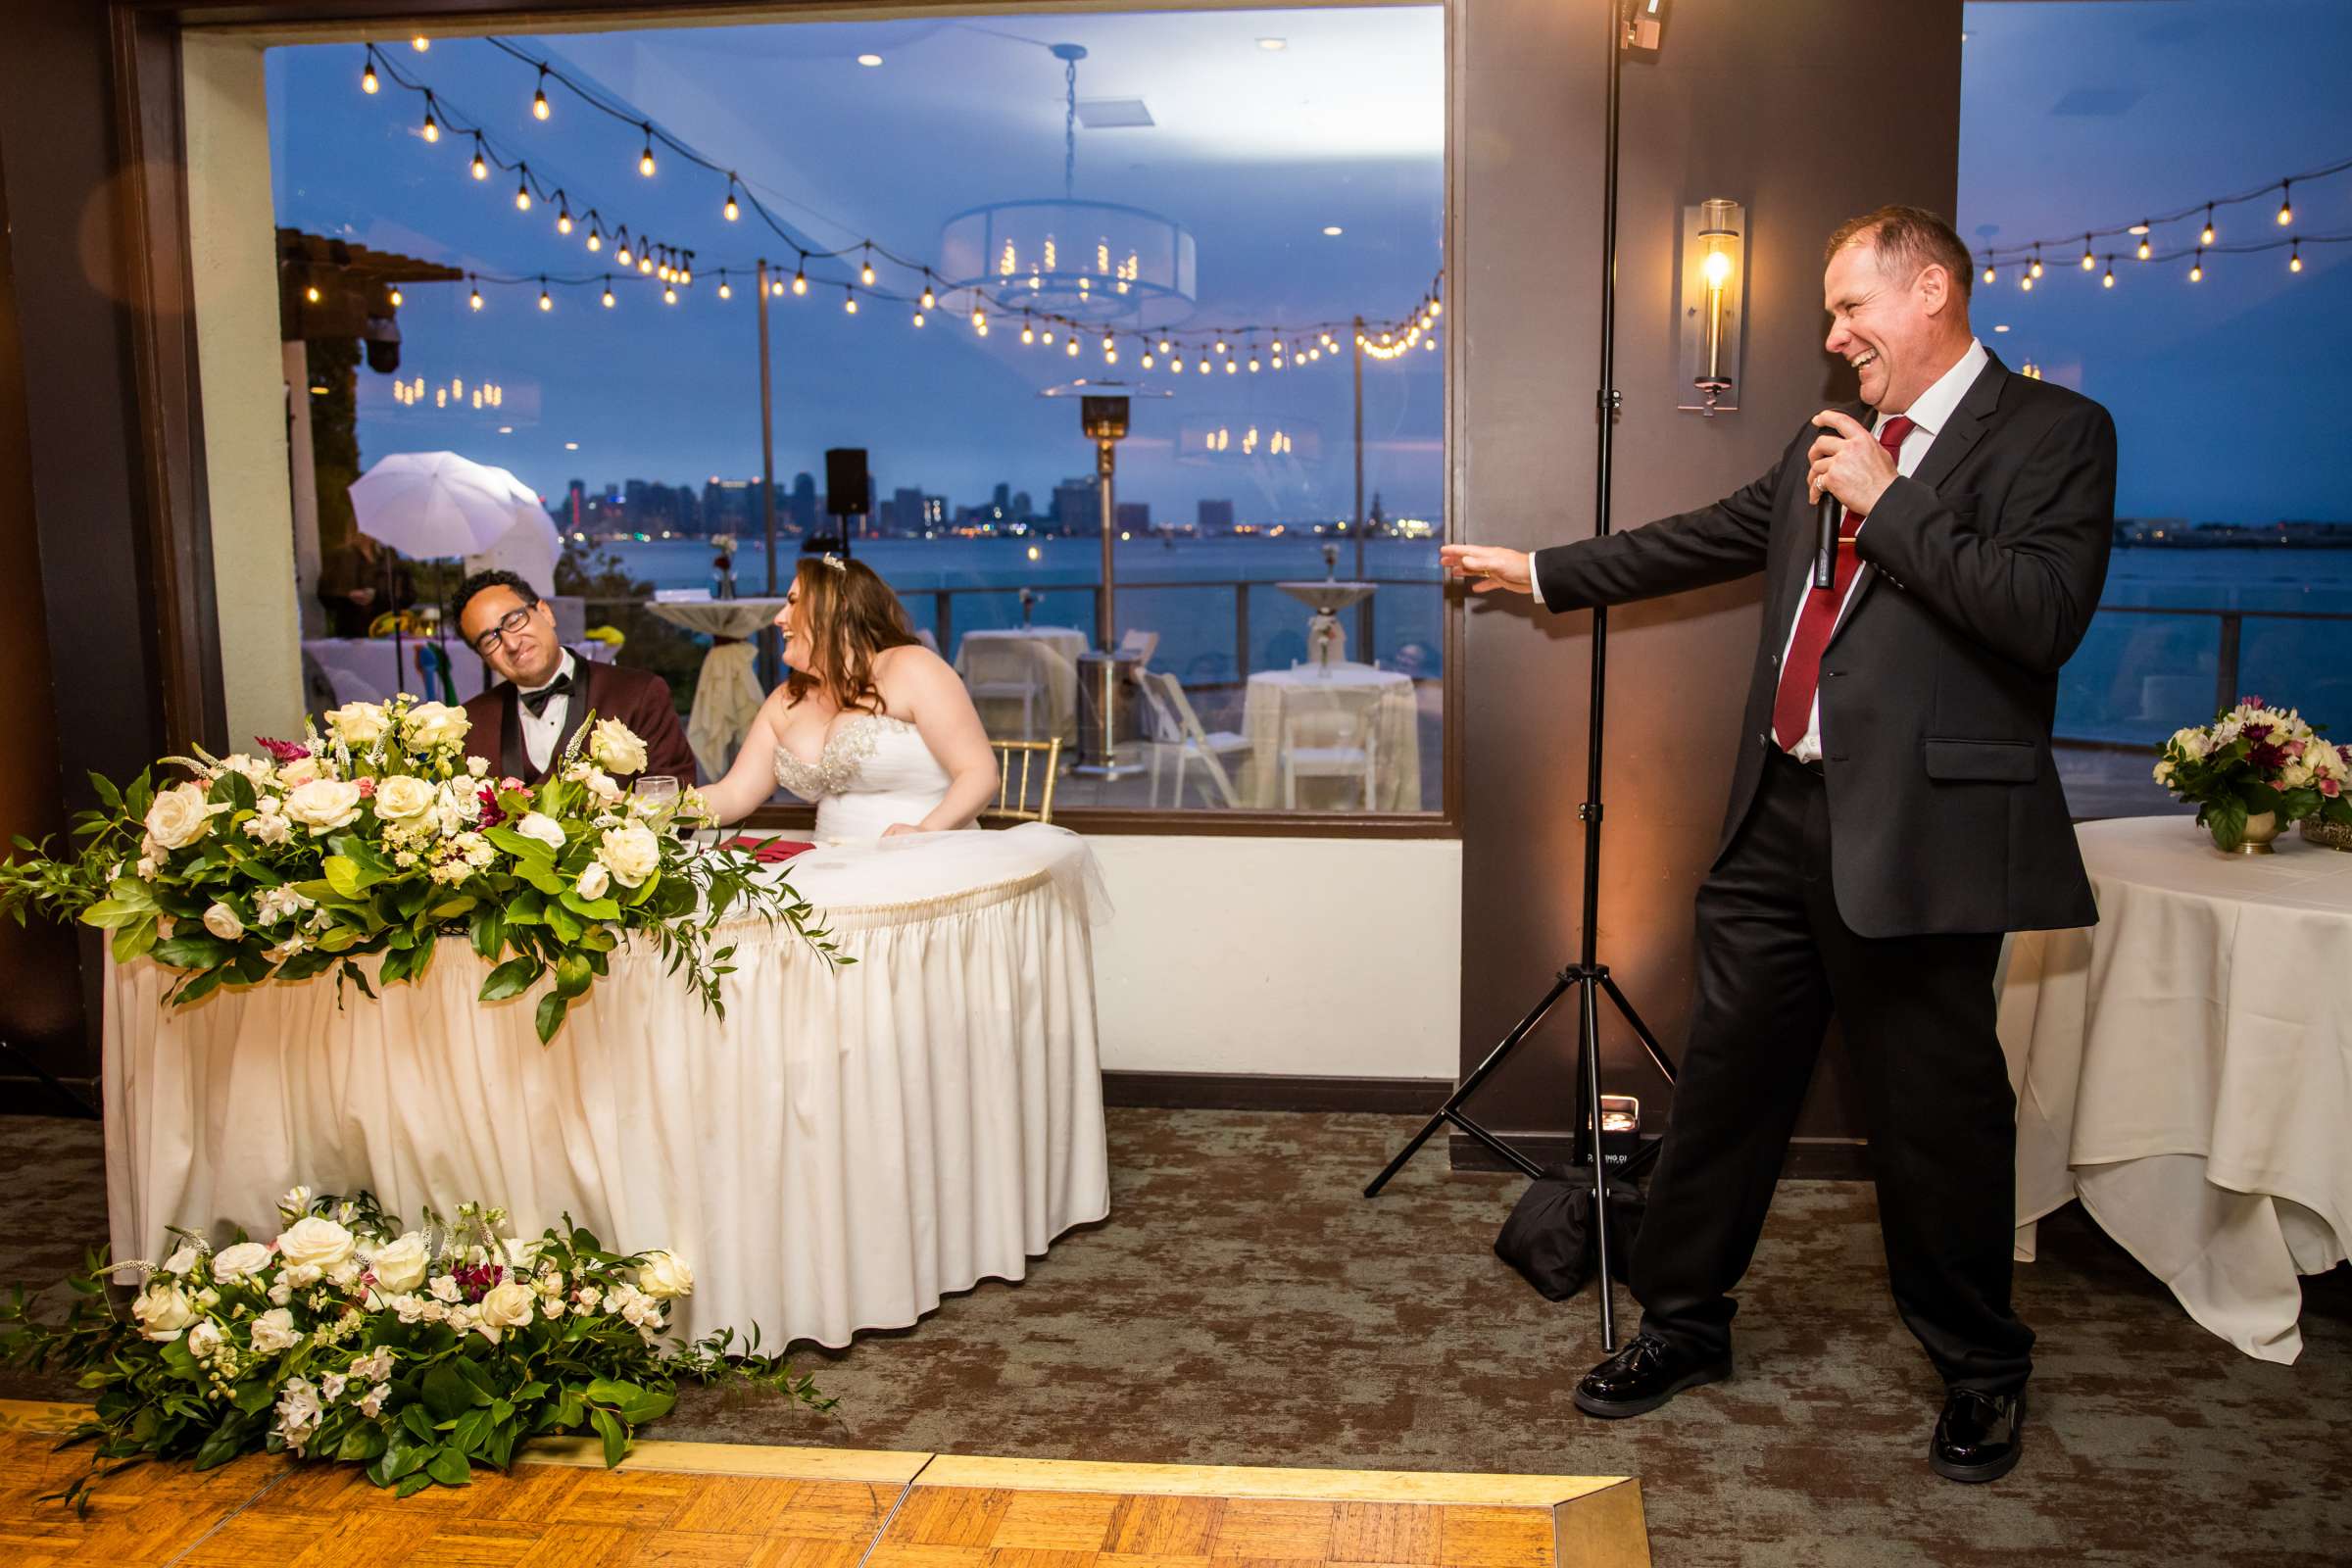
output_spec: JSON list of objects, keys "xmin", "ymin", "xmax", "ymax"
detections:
[
  {"xmin": 1825, "ymin": 205, "xmax": 1974, "ymax": 301},
  {"xmin": 451, "ymin": 568, "xmax": 539, "ymax": 629}
]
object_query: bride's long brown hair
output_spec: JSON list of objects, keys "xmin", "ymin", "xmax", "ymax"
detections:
[{"xmin": 784, "ymin": 556, "xmax": 920, "ymax": 714}]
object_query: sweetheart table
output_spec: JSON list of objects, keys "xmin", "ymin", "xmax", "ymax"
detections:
[{"xmin": 103, "ymin": 830, "xmax": 1110, "ymax": 1348}]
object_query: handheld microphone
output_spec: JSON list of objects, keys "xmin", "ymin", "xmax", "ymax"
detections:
[{"xmin": 1811, "ymin": 422, "xmax": 1842, "ymax": 589}]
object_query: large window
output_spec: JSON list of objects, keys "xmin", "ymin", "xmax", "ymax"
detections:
[
  {"xmin": 266, "ymin": 7, "xmax": 1447, "ymax": 821},
  {"xmin": 1960, "ymin": 0, "xmax": 2352, "ymax": 819}
]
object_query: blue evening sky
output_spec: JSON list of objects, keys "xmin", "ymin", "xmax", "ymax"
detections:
[{"xmin": 267, "ymin": 0, "xmax": 2351, "ymax": 527}]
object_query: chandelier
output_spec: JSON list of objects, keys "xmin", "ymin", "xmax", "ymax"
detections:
[{"xmin": 934, "ymin": 43, "xmax": 1197, "ymax": 328}]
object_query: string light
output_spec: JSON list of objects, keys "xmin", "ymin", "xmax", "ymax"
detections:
[
  {"xmin": 723, "ymin": 180, "xmax": 739, "ymax": 221},
  {"xmin": 1983, "ymin": 265, "xmax": 1996, "ymax": 285},
  {"xmin": 2030, "ymin": 249, "xmax": 2043, "ymax": 278},
  {"xmin": 2081, "ymin": 235, "xmax": 2095, "ymax": 271},
  {"xmin": 920, "ymin": 277, "xmax": 936, "ymax": 310},
  {"xmin": 538, "ymin": 279, "xmax": 553, "ymax": 311},
  {"xmin": 514, "ymin": 172, "xmax": 531, "ymax": 211},
  {"xmin": 615, "ymin": 232, "xmax": 633, "ymax": 268},
  {"xmin": 2289, "ymin": 241, "xmax": 2303, "ymax": 273},
  {"xmin": 2189, "ymin": 249, "xmax": 2204, "ymax": 282},
  {"xmin": 468, "ymin": 276, "xmax": 483, "ymax": 311},
  {"xmin": 1021, "ymin": 318, "xmax": 1035, "ymax": 345},
  {"xmin": 585, "ymin": 221, "xmax": 602, "ymax": 253},
  {"xmin": 860, "ymin": 246, "xmax": 876, "ymax": 286},
  {"xmin": 2020, "ymin": 270, "xmax": 2034, "ymax": 292},
  {"xmin": 912, "ymin": 309, "xmax": 926, "ymax": 327},
  {"xmin": 844, "ymin": 287, "xmax": 858, "ymax": 314},
  {"xmin": 386, "ymin": 286, "xmax": 403, "ymax": 308},
  {"xmin": 2278, "ymin": 182, "xmax": 2293, "ymax": 225},
  {"xmin": 1141, "ymin": 352, "xmax": 1154, "ymax": 368},
  {"xmin": 716, "ymin": 272, "xmax": 732, "ymax": 299},
  {"xmin": 971, "ymin": 305, "xmax": 987, "ymax": 330},
  {"xmin": 532, "ymin": 68, "xmax": 551, "ymax": 121},
  {"xmin": 420, "ymin": 100, "xmax": 439, "ymax": 142},
  {"xmin": 638, "ymin": 125, "xmax": 658, "ymax": 177},
  {"xmin": 2137, "ymin": 236, "xmax": 2151, "ymax": 261},
  {"xmin": 411, "ymin": 36, "xmax": 428, "ymax": 52},
  {"xmin": 2102, "ymin": 259, "xmax": 2115, "ymax": 289},
  {"xmin": 362, "ymin": 52, "xmax": 378, "ymax": 94},
  {"xmin": 603, "ymin": 279, "xmax": 616, "ymax": 308},
  {"xmin": 2201, "ymin": 206, "xmax": 2216, "ymax": 246},
  {"xmin": 663, "ymin": 284, "xmax": 678, "ymax": 305},
  {"xmin": 469, "ymin": 135, "xmax": 488, "ymax": 180}
]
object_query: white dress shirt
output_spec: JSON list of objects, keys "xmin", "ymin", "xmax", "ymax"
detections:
[
  {"xmin": 1776, "ymin": 336, "xmax": 1986, "ymax": 760},
  {"xmin": 516, "ymin": 650, "xmax": 578, "ymax": 774}
]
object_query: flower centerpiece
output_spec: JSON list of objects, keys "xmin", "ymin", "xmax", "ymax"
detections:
[
  {"xmin": 0, "ymin": 1188, "xmax": 827, "ymax": 1510},
  {"xmin": 2154, "ymin": 695, "xmax": 2352, "ymax": 854},
  {"xmin": 0, "ymin": 693, "xmax": 843, "ymax": 1041}
]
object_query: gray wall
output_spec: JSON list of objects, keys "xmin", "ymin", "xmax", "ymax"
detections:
[{"xmin": 1456, "ymin": 0, "xmax": 1965, "ymax": 1147}]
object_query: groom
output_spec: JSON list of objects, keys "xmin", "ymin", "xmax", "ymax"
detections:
[
  {"xmin": 451, "ymin": 569, "xmax": 697, "ymax": 787},
  {"xmin": 1446, "ymin": 206, "xmax": 2116, "ymax": 1483}
]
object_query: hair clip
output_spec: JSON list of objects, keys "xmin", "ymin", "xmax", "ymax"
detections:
[{"xmin": 820, "ymin": 552, "xmax": 847, "ymax": 573}]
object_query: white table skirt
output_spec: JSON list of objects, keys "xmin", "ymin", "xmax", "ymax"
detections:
[
  {"xmin": 104, "ymin": 838, "xmax": 1110, "ymax": 1349},
  {"xmin": 1996, "ymin": 815, "xmax": 2352, "ymax": 1362},
  {"xmin": 955, "ymin": 627, "xmax": 1086, "ymax": 743},
  {"xmin": 1240, "ymin": 663, "xmax": 1422, "ymax": 811}
]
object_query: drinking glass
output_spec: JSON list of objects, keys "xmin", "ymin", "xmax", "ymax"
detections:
[{"xmin": 632, "ymin": 774, "xmax": 680, "ymax": 833}]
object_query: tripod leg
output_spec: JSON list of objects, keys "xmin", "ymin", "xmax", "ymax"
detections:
[
  {"xmin": 1364, "ymin": 973, "xmax": 1576, "ymax": 1197},
  {"xmin": 1582, "ymin": 975, "xmax": 1618, "ymax": 1351},
  {"xmin": 1599, "ymin": 971, "xmax": 1678, "ymax": 1084}
]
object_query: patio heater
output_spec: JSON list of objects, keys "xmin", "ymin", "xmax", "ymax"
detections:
[{"xmin": 1072, "ymin": 395, "xmax": 1143, "ymax": 777}]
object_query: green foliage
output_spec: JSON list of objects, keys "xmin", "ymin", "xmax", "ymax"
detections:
[{"xmin": 2154, "ymin": 697, "xmax": 2352, "ymax": 853}]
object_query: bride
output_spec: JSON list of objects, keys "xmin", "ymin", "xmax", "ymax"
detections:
[{"xmin": 699, "ymin": 554, "xmax": 999, "ymax": 839}]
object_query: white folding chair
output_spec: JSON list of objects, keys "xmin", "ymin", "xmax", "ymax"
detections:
[
  {"xmin": 1135, "ymin": 669, "xmax": 1249, "ymax": 808},
  {"xmin": 1116, "ymin": 627, "xmax": 1161, "ymax": 670},
  {"xmin": 1280, "ymin": 700, "xmax": 1378, "ymax": 810},
  {"xmin": 960, "ymin": 636, "xmax": 1045, "ymax": 739}
]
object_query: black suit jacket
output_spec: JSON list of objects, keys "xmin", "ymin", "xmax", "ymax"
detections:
[
  {"xmin": 462, "ymin": 659, "xmax": 698, "ymax": 787},
  {"xmin": 1532, "ymin": 351, "xmax": 2115, "ymax": 938}
]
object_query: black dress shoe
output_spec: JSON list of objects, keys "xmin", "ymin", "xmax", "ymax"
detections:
[
  {"xmin": 1930, "ymin": 1388, "xmax": 2026, "ymax": 1483},
  {"xmin": 1571, "ymin": 1332, "xmax": 1733, "ymax": 1419}
]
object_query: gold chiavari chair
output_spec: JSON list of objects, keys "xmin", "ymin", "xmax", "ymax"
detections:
[{"xmin": 986, "ymin": 737, "xmax": 1061, "ymax": 824}]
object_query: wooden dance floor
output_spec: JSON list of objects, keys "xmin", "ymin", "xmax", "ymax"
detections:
[{"xmin": 0, "ymin": 1400, "xmax": 1648, "ymax": 1567}]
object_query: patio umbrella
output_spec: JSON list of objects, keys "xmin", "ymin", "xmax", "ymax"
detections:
[
  {"xmin": 348, "ymin": 452, "xmax": 546, "ymax": 700},
  {"xmin": 462, "ymin": 469, "xmax": 564, "ymax": 599}
]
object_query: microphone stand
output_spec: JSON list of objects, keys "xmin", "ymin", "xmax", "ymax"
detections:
[{"xmin": 1364, "ymin": 0, "xmax": 1677, "ymax": 1354}]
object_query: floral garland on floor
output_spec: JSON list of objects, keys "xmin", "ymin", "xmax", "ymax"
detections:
[
  {"xmin": 0, "ymin": 694, "xmax": 846, "ymax": 1041},
  {"xmin": 0, "ymin": 1189, "xmax": 830, "ymax": 1510}
]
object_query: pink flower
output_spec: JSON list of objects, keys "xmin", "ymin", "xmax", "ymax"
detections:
[
  {"xmin": 501, "ymin": 777, "xmax": 528, "ymax": 794},
  {"xmin": 254, "ymin": 736, "xmax": 313, "ymax": 763},
  {"xmin": 355, "ymin": 777, "xmax": 376, "ymax": 799},
  {"xmin": 2241, "ymin": 695, "xmax": 2265, "ymax": 709},
  {"xmin": 2245, "ymin": 724, "xmax": 2274, "ymax": 745},
  {"xmin": 475, "ymin": 787, "xmax": 507, "ymax": 831},
  {"xmin": 2288, "ymin": 740, "xmax": 2307, "ymax": 757},
  {"xmin": 2323, "ymin": 778, "xmax": 2342, "ymax": 799}
]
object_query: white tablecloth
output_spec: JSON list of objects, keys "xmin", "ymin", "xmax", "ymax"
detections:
[
  {"xmin": 103, "ymin": 830, "xmax": 1110, "ymax": 1349},
  {"xmin": 647, "ymin": 599, "xmax": 788, "ymax": 783},
  {"xmin": 955, "ymin": 627, "xmax": 1086, "ymax": 743},
  {"xmin": 305, "ymin": 638, "xmax": 612, "ymax": 709},
  {"xmin": 1996, "ymin": 814, "xmax": 2352, "ymax": 1362},
  {"xmin": 1241, "ymin": 663, "xmax": 1422, "ymax": 811}
]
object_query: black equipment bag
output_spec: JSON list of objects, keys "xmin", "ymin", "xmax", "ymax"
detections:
[{"xmin": 1494, "ymin": 1163, "xmax": 1645, "ymax": 1301}]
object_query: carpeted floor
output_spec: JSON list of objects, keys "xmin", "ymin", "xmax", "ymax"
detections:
[{"xmin": 2, "ymin": 1108, "xmax": 2345, "ymax": 1566}]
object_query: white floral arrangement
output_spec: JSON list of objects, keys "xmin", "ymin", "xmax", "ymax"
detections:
[
  {"xmin": 0, "ymin": 1188, "xmax": 826, "ymax": 1509},
  {"xmin": 2155, "ymin": 694, "xmax": 2352, "ymax": 852},
  {"xmin": 0, "ymin": 692, "xmax": 843, "ymax": 1041}
]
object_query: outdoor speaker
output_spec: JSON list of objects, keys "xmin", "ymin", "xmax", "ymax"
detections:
[{"xmin": 824, "ymin": 448, "xmax": 869, "ymax": 516}]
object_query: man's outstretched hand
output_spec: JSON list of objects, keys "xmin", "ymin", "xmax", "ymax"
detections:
[{"xmin": 1440, "ymin": 544, "xmax": 1536, "ymax": 596}]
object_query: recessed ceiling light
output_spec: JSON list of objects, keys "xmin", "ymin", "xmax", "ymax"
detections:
[
  {"xmin": 564, "ymin": 441, "xmax": 579, "ymax": 450},
  {"xmin": 1992, "ymin": 324, "xmax": 2010, "ymax": 333},
  {"xmin": 1322, "ymin": 225, "xmax": 1344, "ymax": 236},
  {"xmin": 1257, "ymin": 37, "xmax": 1287, "ymax": 51},
  {"xmin": 857, "ymin": 53, "xmax": 883, "ymax": 67},
  {"xmin": 497, "ymin": 425, "xmax": 514, "ymax": 434}
]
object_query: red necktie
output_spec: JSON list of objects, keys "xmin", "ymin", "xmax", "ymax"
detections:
[{"xmin": 1771, "ymin": 416, "xmax": 1915, "ymax": 751}]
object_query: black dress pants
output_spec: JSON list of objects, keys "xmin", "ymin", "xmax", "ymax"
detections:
[{"xmin": 1631, "ymin": 749, "xmax": 2034, "ymax": 1394}]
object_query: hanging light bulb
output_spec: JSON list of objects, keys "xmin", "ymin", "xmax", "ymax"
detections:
[
  {"xmin": 411, "ymin": 35, "xmax": 428, "ymax": 51},
  {"xmin": 912, "ymin": 310, "xmax": 926, "ymax": 327},
  {"xmin": 1021, "ymin": 318, "xmax": 1035, "ymax": 345},
  {"xmin": 615, "ymin": 234, "xmax": 633, "ymax": 268},
  {"xmin": 860, "ymin": 246, "xmax": 876, "ymax": 286},
  {"xmin": 1066, "ymin": 337, "xmax": 1080, "ymax": 357},
  {"xmin": 2189, "ymin": 249, "xmax": 2204, "ymax": 283},
  {"xmin": 769, "ymin": 278, "xmax": 783, "ymax": 297},
  {"xmin": 555, "ymin": 201, "xmax": 573, "ymax": 236},
  {"xmin": 538, "ymin": 280, "xmax": 553, "ymax": 312},
  {"xmin": 528, "ymin": 68, "xmax": 550, "ymax": 121},
  {"xmin": 2200, "ymin": 206, "xmax": 2216, "ymax": 246},
  {"xmin": 845, "ymin": 287, "xmax": 858, "ymax": 314},
  {"xmin": 2101, "ymin": 261, "xmax": 2115, "ymax": 289},
  {"xmin": 386, "ymin": 286, "xmax": 403, "ymax": 308},
  {"xmin": 603, "ymin": 280, "xmax": 616, "ymax": 308},
  {"xmin": 638, "ymin": 126, "xmax": 658, "ymax": 177},
  {"xmin": 1249, "ymin": 354, "xmax": 1260, "ymax": 372},
  {"xmin": 1172, "ymin": 355, "xmax": 1185, "ymax": 374},
  {"xmin": 679, "ymin": 260, "xmax": 691, "ymax": 286},
  {"xmin": 971, "ymin": 306, "xmax": 987, "ymax": 330},
  {"xmin": 1215, "ymin": 338, "xmax": 1228, "ymax": 355},
  {"xmin": 1982, "ymin": 264, "xmax": 1996, "ymax": 285},
  {"xmin": 1224, "ymin": 359, "xmax": 1237, "ymax": 373},
  {"xmin": 920, "ymin": 278, "xmax": 936, "ymax": 310},
  {"xmin": 2136, "ymin": 236, "xmax": 2151, "ymax": 261},
  {"xmin": 586, "ymin": 223, "xmax": 602, "ymax": 253},
  {"xmin": 1157, "ymin": 338, "xmax": 1171, "ymax": 355},
  {"xmin": 514, "ymin": 173, "xmax": 532, "ymax": 212},
  {"xmin": 717, "ymin": 274, "xmax": 732, "ymax": 300},
  {"xmin": 2020, "ymin": 270, "xmax": 2034, "ymax": 292},
  {"xmin": 2081, "ymin": 236, "xmax": 2095, "ymax": 271},
  {"xmin": 1042, "ymin": 327, "xmax": 1056, "ymax": 346},
  {"xmin": 2029, "ymin": 250, "xmax": 2043, "ymax": 279},
  {"xmin": 468, "ymin": 277, "xmax": 483, "ymax": 311},
  {"xmin": 361, "ymin": 53, "xmax": 378, "ymax": 94},
  {"xmin": 470, "ymin": 137, "xmax": 488, "ymax": 180},
  {"xmin": 1141, "ymin": 352, "xmax": 1154, "ymax": 368},
  {"xmin": 663, "ymin": 284, "xmax": 678, "ymax": 305},
  {"xmin": 2289, "ymin": 243, "xmax": 2303, "ymax": 273},
  {"xmin": 2278, "ymin": 182, "xmax": 2292, "ymax": 225},
  {"xmin": 421, "ymin": 101, "xmax": 440, "ymax": 142},
  {"xmin": 637, "ymin": 253, "xmax": 654, "ymax": 275},
  {"xmin": 1101, "ymin": 334, "xmax": 1114, "ymax": 356},
  {"xmin": 723, "ymin": 181, "xmax": 739, "ymax": 222}
]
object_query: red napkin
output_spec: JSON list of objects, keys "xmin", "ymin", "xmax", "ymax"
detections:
[{"xmin": 714, "ymin": 837, "xmax": 815, "ymax": 864}]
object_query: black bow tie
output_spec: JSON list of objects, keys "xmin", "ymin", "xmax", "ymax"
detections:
[{"xmin": 520, "ymin": 671, "xmax": 572, "ymax": 718}]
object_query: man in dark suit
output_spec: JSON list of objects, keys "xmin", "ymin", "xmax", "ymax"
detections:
[
  {"xmin": 450, "ymin": 569, "xmax": 697, "ymax": 787},
  {"xmin": 1444, "ymin": 206, "xmax": 2115, "ymax": 1483}
]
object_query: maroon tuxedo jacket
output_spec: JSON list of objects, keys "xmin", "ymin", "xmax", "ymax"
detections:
[{"xmin": 462, "ymin": 659, "xmax": 697, "ymax": 786}]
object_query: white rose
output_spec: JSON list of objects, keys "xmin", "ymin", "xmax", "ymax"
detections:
[
  {"xmin": 371, "ymin": 774, "xmax": 435, "ymax": 822},
  {"xmin": 578, "ymin": 767, "xmax": 624, "ymax": 804},
  {"xmin": 275, "ymin": 1215, "xmax": 357, "ymax": 1272},
  {"xmin": 187, "ymin": 1320, "xmax": 222, "ymax": 1358},
  {"xmin": 162, "ymin": 1245, "xmax": 199, "ymax": 1276},
  {"xmin": 276, "ymin": 756, "xmax": 322, "ymax": 788},
  {"xmin": 575, "ymin": 860, "xmax": 612, "ymax": 902},
  {"xmin": 634, "ymin": 1250, "xmax": 694, "ymax": 1300},
  {"xmin": 514, "ymin": 811, "xmax": 567, "ymax": 851},
  {"xmin": 466, "ymin": 755, "xmax": 491, "ymax": 779},
  {"xmin": 366, "ymin": 1231, "xmax": 430, "ymax": 1294},
  {"xmin": 597, "ymin": 825, "xmax": 662, "ymax": 889},
  {"xmin": 283, "ymin": 779, "xmax": 365, "ymax": 834},
  {"xmin": 587, "ymin": 717, "xmax": 650, "ymax": 776},
  {"xmin": 428, "ymin": 1275, "xmax": 463, "ymax": 1303},
  {"xmin": 143, "ymin": 783, "xmax": 217, "ymax": 851},
  {"xmin": 326, "ymin": 702, "xmax": 390, "ymax": 746},
  {"xmin": 477, "ymin": 1281, "xmax": 536, "ymax": 1336},
  {"xmin": 131, "ymin": 1283, "xmax": 196, "ymax": 1341},
  {"xmin": 212, "ymin": 1241, "xmax": 271, "ymax": 1282},
  {"xmin": 202, "ymin": 903, "xmax": 245, "ymax": 942},
  {"xmin": 249, "ymin": 1306, "xmax": 303, "ymax": 1355},
  {"xmin": 401, "ymin": 701, "xmax": 470, "ymax": 752}
]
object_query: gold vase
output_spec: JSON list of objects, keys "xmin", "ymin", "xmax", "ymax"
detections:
[
  {"xmin": 2220, "ymin": 809, "xmax": 2281, "ymax": 856},
  {"xmin": 2300, "ymin": 816, "xmax": 2352, "ymax": 853}
]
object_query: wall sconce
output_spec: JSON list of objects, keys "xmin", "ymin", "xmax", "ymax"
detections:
[{"xmin": 1677, "ymin": 197, "xmax": 1746, "ymax": 416}]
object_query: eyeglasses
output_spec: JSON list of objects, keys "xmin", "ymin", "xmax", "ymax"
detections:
[{"xmin": 469, "ymin": 604, "xmax": 537, "ymax": 657}]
